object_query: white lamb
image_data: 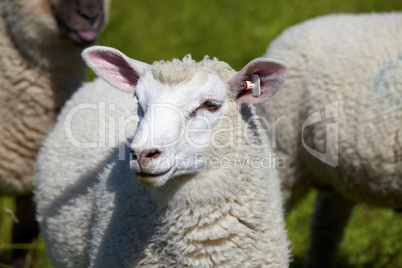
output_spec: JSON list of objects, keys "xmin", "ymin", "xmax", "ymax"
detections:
[
  {"xmin": 34, "ymin": 46, "xmax": 291, "ymax": 267},
  {"xmin": 0, "ymin": 0, "xmax": 108, "ymax": 266},
  {"xmin": 256, "ymin": 13, "xmax": 402, "ymax": 267}
]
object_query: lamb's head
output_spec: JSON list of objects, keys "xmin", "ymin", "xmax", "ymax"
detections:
[{"xmin": 83, "ymin": 46, "xmax": 290, "ymax": 189}]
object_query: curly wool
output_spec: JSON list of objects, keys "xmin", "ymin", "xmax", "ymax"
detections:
[
  {"xmin": 35, "ymin": 56, "xmax": 290, "ymax": 267},
  {"xmin": 258, "ymin": 12, "xmax": 402, "ymax": 209},
  {"xmin": 0, "ymin": 0, "xmax": 109, "ymax": 194},
  {"xmin": 256, "ymin": 12, "xmax": 402, "ymax": 267}
]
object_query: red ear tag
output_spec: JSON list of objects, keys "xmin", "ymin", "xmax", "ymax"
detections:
[
  {"xmin": 243, "ymin": 75, "xmax": 261, "ymax": 96},
  {"xmin": 244, "ymin": 81, "xmax": 255, "ymax": 90}
]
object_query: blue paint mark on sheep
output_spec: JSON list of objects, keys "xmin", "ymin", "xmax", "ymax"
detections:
[
  {"xmin": 373, "ymin": 54, "xmax": 402, "ymax": 94},
  {"xmin": 370, "ymin": 55, "xmax": 402, "ymax": 109},
  {"xmin": 361, "ymin": 55, "xmax": 402, "ymax": 123}
]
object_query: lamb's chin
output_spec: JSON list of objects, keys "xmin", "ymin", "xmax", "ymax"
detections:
[{"xmin": 135, "ymin": 169, "xmax": 173, "ymax": 189}]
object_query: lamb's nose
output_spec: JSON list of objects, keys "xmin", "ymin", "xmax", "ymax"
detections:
[
  {"xmin": 140, "ymin": 149, "xmax": 162, "ymax": 160},
  {"xmin": 130, "ymin": 148, "xmax": 161, "ymax": 162}
]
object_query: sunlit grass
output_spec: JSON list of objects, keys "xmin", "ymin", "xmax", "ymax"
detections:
[
  {"xmin": 0, "ymin": 197, "xmax": 13, "ymax": 265},
  {"xmin": 287, "ymin": 191, "xmax": 402, "ymax": 268},
  {"xmin": 0, "ymin": 197, "xmax": 51, "ymax": 268}
]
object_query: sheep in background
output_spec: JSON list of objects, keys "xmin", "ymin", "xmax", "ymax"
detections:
[
  {"xmin": 34, "ymin": 46, "xmax": 291, "ymax": 267},
  {"xmin": 256, "ymin": 13, "xmax": 402, "ymax": 267},
  {"xmin": 0, "ymin": 0, "xmax": 109, "ymax": 266}
]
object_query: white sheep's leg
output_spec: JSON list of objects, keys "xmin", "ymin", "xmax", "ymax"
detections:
[{"xmin": 306, "ymin": 191, "xmax": 355, "ymax": 268}]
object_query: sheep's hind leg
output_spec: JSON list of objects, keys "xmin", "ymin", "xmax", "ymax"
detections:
[
  {"xmin": 11, "ymin": 193, "xmax": 39, "ymax": 268},
  {"xmin": 305, "ymin": 191, "xmax": 355, "ymax": 268}
]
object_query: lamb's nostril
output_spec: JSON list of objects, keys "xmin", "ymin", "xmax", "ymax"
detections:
[{"xmin": 141, "ymin": 149, "xmax": 162, "ymax": 160}]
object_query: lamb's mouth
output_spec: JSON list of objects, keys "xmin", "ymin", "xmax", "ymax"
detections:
[
  {"xmin": 136, "ymin": 170, "xmax": 170, "ymax": 177},
  {"xmin": 135, "ymin": 168, "xmax": 174, "ymax": 189}
]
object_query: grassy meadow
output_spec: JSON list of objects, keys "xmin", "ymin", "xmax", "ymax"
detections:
[{"xmin": 1, "ymin": 0, "xmax": 402, "ymax": 267}]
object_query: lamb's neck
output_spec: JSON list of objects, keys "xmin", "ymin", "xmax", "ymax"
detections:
[
  {"xmin": 143, "ymin": 152, "xmax": 269, "ymax": 266},
  {"xmin": 154, "ymin": 169, "xmax": 240, "ymax": 206},
  {"xmin": 151, "ymin": 146, "xmax": 265, "ymax": 213}
]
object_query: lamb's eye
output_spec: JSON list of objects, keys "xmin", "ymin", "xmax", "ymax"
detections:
[
  {"xmin": 201, "ymin": 100, "xmax": 221, "ymax": 112},
  {"xmin": 190, "ymin": 100, "xmax": 221, "ymax": 117}
]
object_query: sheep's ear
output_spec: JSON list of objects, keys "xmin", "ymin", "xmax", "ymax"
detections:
[
  {"xmin": 229, "ymin": 58, "xmax": 290, "ymax": 104},
  {"xmin": 82, "ymin": 46, "xmax": 149, "ymax": 93}
]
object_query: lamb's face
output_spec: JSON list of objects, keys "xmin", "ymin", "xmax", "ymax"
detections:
[
  {"xmin": 82, "ymin": 46, "xmax": 291, "ymax": 189},
  {"xmin": 129, "ymin": 69, "xmax": 230, "ymax": 188}
]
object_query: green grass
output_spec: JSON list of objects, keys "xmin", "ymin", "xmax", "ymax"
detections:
[
  {"xmin": 286, "ymin": 191, "xmax": 402, "ymax": 267},
  {"xmin": 96, "ymin": 0, "xmax": 402, "ymax": 71},
  {"xmin": 0, "ymin": 197, "xmax": 51, "ymax": 268},
  {"xmin": 2, "ymin": 0, "xmax": 402, "ymax": 267}
]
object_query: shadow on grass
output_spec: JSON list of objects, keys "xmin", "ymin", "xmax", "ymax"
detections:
[
  {"xmin": 0, "ymin": 239, "xmax": 52, "ymax": 268},
  {"xmin": 290, "ymin": 253, "xmax": 359, "ymax": 268},
  {"xmin": 0, "ymin": 254, "xmax": 11, "ymax": 268},
  {"xmin": 289, "ymin": 254, "xmax": 305, "ymax": 268},
  {"xmin": 0, "ymin": 239, "xmax": 11, "ymax": 267}
]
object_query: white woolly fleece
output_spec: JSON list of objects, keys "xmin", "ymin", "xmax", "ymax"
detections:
[
  {"xmin": 256, "ymin": 12, "xmax": 402, "ymax": 268},
  {"xmin": 258, "ymin": 12, "xmax": 402, "ymax": 209},
  {"xmin": 0, "ymin": 0, "xmax": 109, "ymax": 194},
  {"xmin": 35, "ymin": 68, "xmax": 290, "ymax": 267},
  {"xmin": 35, "ymin": 78, "xmax": 138, "ymax": 267}
]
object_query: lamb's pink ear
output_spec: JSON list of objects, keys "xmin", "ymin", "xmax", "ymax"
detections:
[
  {"xmin": 82, "ymin": 46, "xmax": 149, "ymax": 93},
  {"xmin": 229, "ymin": 58, "xmax": 290, "ymax": 104}
]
